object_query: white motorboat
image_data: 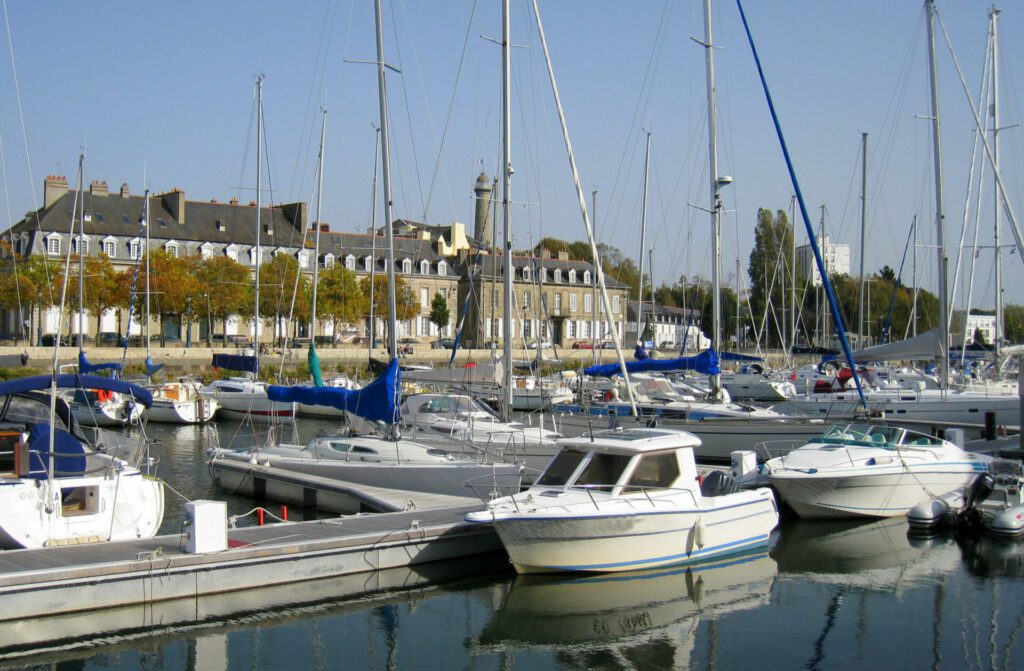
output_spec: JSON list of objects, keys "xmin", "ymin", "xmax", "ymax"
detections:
[
  {"xmin": 62, "ymin": 387, "xmax": 144, "ymax": 427},
  {"xmin": 201, "ymin": 377, "xmax": 295, "ymax": 422},
  {"xmin": 465, "ymin": 427, "xmax": 779, "ymax": 573},
  {"xmin": 400, "ymin": 393, "xmax": 560, "ymax": 470},
  {"xmin": 755, "ymin": 423, "xmax": 990, "ymax": 519},
  {"xmin": 146, "ymin": 379, "xmax": 219, "ymax": 424},
  {"xmin": 720, "ymin": 371, "xmax": 795, "ymax": 402},
  {"xmin": 0, "ymin": 374, "xmax": 164, "ymax": 549},
  {"xmin": 908, "ymin": 458, "xmax": 1024, "ymax": 538}
]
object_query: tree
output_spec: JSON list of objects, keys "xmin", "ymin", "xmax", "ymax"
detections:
[
  {"xmin": 429, "ymin": 292, "xmax": 450, "ymax": 336},
  {"xmin": 194, "ymin": 255, "xmax": 250, "ymax": 345},
  {"xmin": 748, "ymin": 208, "xmax": 793, "ymax": 348},
  {"xmin": 256, "ymin": 253, "xmax": 309, "ymax": 344},
  {"xmin": 361, "ymin": 274, "xmax": 418, "ymax": 343},
  {"xmin": 61, "ymin": 254, "xmax": 119, "ymax": 340},
  {"xmin": 319, "ymin": 265, "xmax": 367, "ymax": 346},
  {"xmin": 0, "ymin": 246, "xmax": 40, "ymax": 342}
]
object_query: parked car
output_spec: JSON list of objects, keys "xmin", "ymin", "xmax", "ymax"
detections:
[
  {"xmin": 527, "ymin": 339, "xmax": 553, "ymax": 350},
  {"xmin": 228, "ymin": 335, "xmax": 251, "ymax": 348},
  {"xmin": 160, "ymin": 335, "xmax": 183, "ymax": 346},
  {"xmin": 314, "ymin": 335, "xmax": 336, "ymax": 346},
  {"xmin": 40, "ymin": 334, "xmax": 68, "ymax": 347},
  {"xmin": 432, "ymin": 338, "xmax": 456, "ymax": 350},
  {"xmin": 351, "ymin": 336, "xmax": 370, "ymax": 346},
  {"xmin": 0, "ymin": 333, "xmax": 18, "ymax": 345},
  {"xmin": 127, "ymin": 334, "xmax": 151, "ymax": 347},
  {"xmin": 69, "ymin": 334, "xmax": 93, "ymax": 347},
  {"xmin": 598, "ymin": 340, "xmax": 615, "ymax": 349},
  {"xmin": 571, "ymin": 340, "xmax": 594, "ymax": 350},
  {"xmin": 98, "ymin": 331, "xmax": 121, "ymax": 346},
  {"xmin": 483, "ymin": 341, "xmax": 500, "ymax": 350},
  {"xmin": 398, "ymin": 337, "xmax": 418, "ymax": 345}
]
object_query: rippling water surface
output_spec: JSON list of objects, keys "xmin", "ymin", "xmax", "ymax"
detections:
[{"xmin": 7, "ymin": 420, "xmax": 1024, "ymax": 670}]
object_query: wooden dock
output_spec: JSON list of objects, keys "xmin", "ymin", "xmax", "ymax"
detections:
[{"xmin": 0, "ymin": 504, "xmax": 501, "ymax": 656}]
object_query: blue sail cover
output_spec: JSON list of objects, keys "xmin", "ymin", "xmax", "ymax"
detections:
[
  {"xmin": 144, "ymin": 356, "xmax": 166, "ymax": 377},
  {"xmin": 212, "ymin": 353, "xmax": 259, "ymax": 374},
  {"xmin": 78, "ymin": 351, "xmax": 121, "ymax": 375},
  {"xmin": 268, "ymin": 357, "xmax": 400, "ymax": 424},
  {"xmin": 720, "ymin": 352, "xmax": 763, "ymax": 362},
  {"xmin": 25, "ymin": 422, "xmax": 87, "ymax": 479},
  {"xmin": 585, "ymin": 349, "xmax": 720, "ymax": 378},
  {"xmin": 633, "ymin": 345, "xmax": 650, "ymax": 361},
  {"xmin": 0, "ymin": 374, "xmax": 153, "ymax": 407}
]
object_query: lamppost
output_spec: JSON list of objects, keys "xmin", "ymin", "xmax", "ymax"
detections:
[
  {"xmin": 36, "ymin": 290, "xmax": 42, "ymax": 347},
  {"xmin": 185, "ymin": 296, "xmax": 192, "ymax": 348},
  {"xmin": 203, "ymin": 293, "xmax": 212, "ymax": 347}
]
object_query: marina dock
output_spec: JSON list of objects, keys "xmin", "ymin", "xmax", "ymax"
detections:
[{"xmin": 0, "ymin": 504, "xmax": 499, "ymax": 655}]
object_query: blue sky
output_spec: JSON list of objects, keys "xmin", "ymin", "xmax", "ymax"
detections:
[{"xmin": 2, "ymin": 1, "xmax": 1022, "ymax": 311}]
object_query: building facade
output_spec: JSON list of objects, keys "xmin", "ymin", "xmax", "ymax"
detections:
[
  {"xmin": 624, "ymin": 300, "xmax": 706, "ymax": 351},
  {"xmin": 796, "ymin": 235, "xmax": 851, "ymax": 286}
]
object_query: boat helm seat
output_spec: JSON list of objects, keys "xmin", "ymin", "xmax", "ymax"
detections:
[{"xmin": 700, "ymin": 470, "xmax": 741, "ymax": 497}]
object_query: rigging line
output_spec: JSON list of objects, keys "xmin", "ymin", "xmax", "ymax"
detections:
[
  {"xmin": 387, "ymin": 0, "xmax": 426, "ymax": 222},
  {"xmin": 234, "ymin": 86, "xmax": 259, "ymax": 203},
  {"xmin": 286, "ymin": 0, "xmax": 338, "ymax": 202},
  {"xmin": 0, "ymin": 132, "xmax": 23, "ymax": 324},
  {"xmin": 422, "ymin": 0, "xmax": 478, "ymax": 224}
]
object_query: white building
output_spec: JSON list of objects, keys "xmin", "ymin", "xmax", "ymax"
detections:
[{"xmin": 796, "ymin": 235, "xmax": 851, "ymax": 286}]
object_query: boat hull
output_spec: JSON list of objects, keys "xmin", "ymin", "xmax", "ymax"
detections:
[
  {"xmin": 146, "ymin": 398, "xmax": 218, "ymax": 424},
  {"xmin": 215, "ymin": 396, "xmax": 295, "ymax": 421}
]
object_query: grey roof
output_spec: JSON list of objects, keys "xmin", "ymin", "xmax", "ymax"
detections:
[
  {"xmin": 458, "ymin": 253, "xmax": 627, "ymax": 289},
  {"xmin": 315, "ymin": 232, "xmax": 458, "ymax": 277}
]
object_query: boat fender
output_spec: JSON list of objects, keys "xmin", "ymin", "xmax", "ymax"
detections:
[
  {"xmin": 694, "ymin": 519, "xmax": 706, "ymax": 548},
  {"xmin": 603, "ymin": 390, "xmax": 614, "ymax": 402}
]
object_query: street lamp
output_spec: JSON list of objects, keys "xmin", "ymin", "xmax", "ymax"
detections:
[{"xmin": 185, "ymin": 296, "xmax": 192, "ymax": 348}]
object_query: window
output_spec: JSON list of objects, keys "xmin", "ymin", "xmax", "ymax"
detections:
[
  {"xmin": 297, "ymin": 251, "xmax": 309, "ymax": 269},
  {"xmin": 420, "ymin": 287, "xmax": 429, "ymax": 308},
  {"xmin": 103, "ymin": 240, "xmax": 116, "ymax": 257},
  {"xmin": 569, "ymin": 320, "xmax": 577, "ymax": 338},
  {"xmin": 612, "ymin": 296, "xmax": 621, "ymax": 313},
  {"xmin": 568, "ymin": 269, "xmax": 576, "ymax": 284},
  {"xmin": 346, "ymin": 255, "xmax": 356, "ymax": 271},
  {"xmin": 626, "ymin": 452, "xmax": 680, "ymax": 491},
  {"xmin": 226, "ymin": 245, "xmax": 239, "ymax": 261},
  {"xmin": 522, "ymin": 266, "xmax": 531, "ymax": 282},
  {"xmin": 553, "ymin": 293, "xmax": 562, "ymax": 313},
  {"xmin": 540, "ymin": 267, "xmax": 548, "ymax": 282},
  {"xmin": 523, "ymin": 319, "xmax": 532, "ymax": 338},
  {"xmin": 165, "ymin": 242, "xmax": 178, "ymax": 258},
  {"xmin": 46, "ymin": 236, "xmax": 61, "ymax": 256},
  {"xmin": 575, "ymin": 453, "xmax": 633, "ymax": 490},
  {"xmin": 73, "ymin": 236, "xmax": 89, "ymax": 255},
  {"xmin": 553, "ymin": 269, "xmax": 562, "ymax": 283},
  {"xmin": 402, "ymin": 258, "xmax": 412, "ymax": 274},
  {"xmin": 569, "ymin": 293, "xmax": 578, "ymax": 312},
  {"xmin": 364, "ymin": 256, "xmax": 373, "ymax": 272},
  {"xmin": 130, "ymin": 240, "xmax": 142, "ymax": 260},
  {"xmin": 583, "ymin": 321, "xmax": 592, "ymax": 338},
  {"xmin": 420, "ymin": 316, "xmax": 430, "ymax": 336},
  {"xmin": 523, "ymin": 291, "xmax": 531, "ymax": 310},
  {"xmin": 583, "ymin": 270, "xmax": 591, "ymax": 284},
  {"xmin": 584, "ymin": 293, "xmax": 593, "ymax": 313},
  {"xmin": 200, "ymin": 243, "xmax": 214, "ymax": 260},
  {"xmin": 323, "ymin": 254, "xmax": 335, "ymax": 269},
  {"xmin": 537, "ymin": 448, "xmax": 588, "ymax": 486},
  {"xmin": 420, "ymin": 259, "xmax": 429, "ymax": 275},
  {"xmin": 437, "ymin": 261, "xmax": 447, "ymax": 275}
]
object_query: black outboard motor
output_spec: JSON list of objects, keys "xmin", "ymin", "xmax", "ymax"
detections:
[{"xmin": 955, "ymin": 472, "xmax": 996, "ymax": 535}]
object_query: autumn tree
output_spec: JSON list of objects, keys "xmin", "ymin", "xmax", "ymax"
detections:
[
  {"xmin": 61, "ymin": 253, "xmax": 120, "ymax": 341},
  {"xmin": 254, "ymin": 253, "xmax": 310, "ymax": 344},
  {"xmin": 194, "ymin": 255, "xmax": 250, "ymax": 345},
  {"xmin": 0, "ymin": 245, "xmax": 41, "ymax": 342},
  {"xmin": 361, "ymin": 274, "xmax": 418, "ymax": 344},
  {"xmin": 318, "ymin": 265, "xmax": 367, "ymax": 347}
]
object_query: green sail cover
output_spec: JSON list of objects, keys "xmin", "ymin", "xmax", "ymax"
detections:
[{"xmin": 308, "ymin": 342, "xmax": 324, "ymax": 387}]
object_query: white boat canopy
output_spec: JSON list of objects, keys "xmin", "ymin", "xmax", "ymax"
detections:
[{"xmin": 851, "ymin": 328, "xmax": 943, "ymax": 363}]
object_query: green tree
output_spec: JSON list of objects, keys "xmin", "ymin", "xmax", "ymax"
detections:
[
  {"xmin": 429, "ymin": 292, "xmax": 450, "ymax": 336},
  {"xmin": 194, "ymin": 255, "xmax": 250, "ymax": 345},
  {"xmin": 361, "ymin": 274, "xmax": 418, "ymax": 344},
  {"xmin": 0, "ymin": 246, "xmax": 40, "ymax": 342},
  {"xmin": 319, "ymin": 265, "xmax": 367, "ymax": 346},
  {"xmin": 256, "ymin": 253, "xmax": 309, "ymax": 344},
  {"xmin": 748, "ymin": 208, "xmax": 793, "ymax": 348}
]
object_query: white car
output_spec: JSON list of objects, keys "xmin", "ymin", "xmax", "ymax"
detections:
[{"xmin": 527, "ymin": 339, "xmax": 553, "ymax": 350}]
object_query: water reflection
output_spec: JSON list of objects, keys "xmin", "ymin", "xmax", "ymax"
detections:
[{"xmin": 476, "ymin": 550, "xmax": 776, "ymax": 668}]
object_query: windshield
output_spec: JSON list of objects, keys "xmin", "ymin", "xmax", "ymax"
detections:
[
  {"xmin": 537, "ymin": 448, "xmax": 588, "ymax": 486},
  {"xmin": 417, "ymin": 396, "xmax": 493, "ymax": 417},
  {"xmin": 573, "ymin": 452, "xmax": 634, "ymax": 491},
  {"xmin": 637, "ymin": 378, "xmax": 676, "ymax": 397}
]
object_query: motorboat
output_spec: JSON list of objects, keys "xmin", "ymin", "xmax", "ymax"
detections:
[
  {"xmin": 754, "ymin": 423, "xmax": 990, "ymax": 519},
  {"xmin": 146, "ymin": 378, "xmax": 219, "ymax": 424},
  {"xmin": 908, "ymin": 458, "xmax": 1024, "ymax": 538},
  {"xmin": 201, "ymin": 377, "xmax": 295, "ymax": 422},
  {"xmin": 400, "ymin": 393, "xmax": 560, "ymax": 471},
  {"xmin": 61, "ymin": 387, "xmax": 144, "ymax": 427},
  {"xmin": 465, "ymin": 427, "xmax": 779, "ymax": 573},
  {"xmin": 0, "ymin": 374, "xmax": 164, "ymax": 549}
]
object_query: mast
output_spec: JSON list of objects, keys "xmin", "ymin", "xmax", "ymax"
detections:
[
  {"xmin": 636, "ymin": 130, "xmax": 651, "ymax": 347},
  {"xmin": 311, "ymin": 109, "xmax": 327, "ymax": 343},
  {"xmin": 858, "ymin": 132, "xmax": 867, "ymax": 349},
  {"xmin": 374, "ymin": 0, "xmax": 398, "ymax": 362},
  {"xmin": 790, "ymin": 194, "xmax": 797, "ymax": 352},
  {"xmin": 912, "ymin": 214, "xmax": 918, "ymax": 336},
  {"xmin": 591, "ymin": 189, "xmax": 598, "ymax": 363},
  {"xmin": 702, "ymin": 0, "xmax": 723, "ymax": 399},
  {"xmin": 254, "ymin": 75, "xmax": 264, "ymax": 374},
  {"xmin": 76, "ymin": 154, "xmax": 85, "ymax": 355},
  {"xmin": 925, "ymin": 0, "xmax": 949, "ymax": 390},
  {"xmin": 990, "ymin": 6, "xmax": 1002, "ymax": 355},
  {"xmin": 501, "ymin": 0, "xmax": 514, "ymax": 419},
  {"xmin": 368, "ymin": 125, "xmax": 380, "ymax": 355},
  {"xmin": 144, "ymin": 187, "xmax": 151, "ymax": 357}
]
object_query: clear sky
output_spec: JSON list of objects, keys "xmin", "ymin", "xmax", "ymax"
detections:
[{"xmin": 1, "ymin": 1, "xmax": 1022, "ymax": 311}]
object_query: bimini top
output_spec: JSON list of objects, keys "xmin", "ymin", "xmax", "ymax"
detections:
[
  {"xmin": 560, "ymin": 427, "xmax": 701, "ymax": 453},
  {"xmin": 0, "ymin": 374, "xmax": 153, "ymax": 408}
]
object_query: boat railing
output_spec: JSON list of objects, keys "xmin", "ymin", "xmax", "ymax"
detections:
[
  {"xmin": 463, "ymin": 467, "xmax": 538, "ymax": 503},
  {"xmin": 484, "ymin": 482, "xmax": 701, "ymax": 513},
  {"xmin": 753, "ymin": 439, "xmax": 804, "ymax": 461}
]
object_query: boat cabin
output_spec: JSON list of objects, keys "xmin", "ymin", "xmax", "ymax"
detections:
[{"xmin": 533, "ymin": 428, "xmax": 701, "ymax": 497}]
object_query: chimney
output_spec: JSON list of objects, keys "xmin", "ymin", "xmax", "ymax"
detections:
[
  {"xmin": 541, "ymin": 248, "xmax": 553, "ymax": 259},
  {"xmin": 557, "ymin": 251, "xmax": 569, "ymax": 261},
  {"xmin": 89, "ymin": 180, "xmax": 109, "ymax": 197},
  {"xmin": 119, "ymin": 182, "xmax": 130, "ymax": 198},
  {"xmin": 320, "ymin": 223, "xmax": 329, "ymax": 232},
  {"xmin": 44, "ymin": 175, "xmax": 68, "ymax": 209},
  {"xmin": 160, "ymin": 188, "xmax": 186, "ymax": 224},
  {"xmin": 229, "ymin": 197, "xmax": 239, "ymax": 205},
  {"xmin": 281, "ymin": 201, "xmax": 308, "ymax": 232}
]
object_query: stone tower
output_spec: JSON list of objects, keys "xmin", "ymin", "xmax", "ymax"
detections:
[{"xmin": 473, "ymin": 172, "xmax": 493, "ymax": 249}]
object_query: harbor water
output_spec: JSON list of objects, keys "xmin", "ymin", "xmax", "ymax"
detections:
[{"xmin": 6, "ymin": 419, "xmax": 1024, "ymax": 669}]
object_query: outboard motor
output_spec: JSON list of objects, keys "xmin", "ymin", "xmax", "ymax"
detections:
[{"xmin": 955, "ymin": 472, "xmax": 996, "ymax": 535}]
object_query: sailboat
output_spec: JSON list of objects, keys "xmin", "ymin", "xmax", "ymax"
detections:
[{"xmin": 200, "ymin": 77, "xmax": 295, "ymax": 422}]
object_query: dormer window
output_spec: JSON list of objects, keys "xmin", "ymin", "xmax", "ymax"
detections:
[
  {"xmin": 583, "ymin": 270, "xmax": 591, "ymax": 284},
  {"xmin": 522, "ymin": 266, "xmax": 531, "ymax": 282},
  {"xmin": 346, "ymin": 255, "xmax": 356, "ymax": 271},
  {"xmin": 216, "ymin": 220, "xmax": 226, "ymax": 232},
  {"xmin": 165, "ymin": 241, "xmax": 179, "ymax": 258},
  {"xmin": 568, "ymin": 269, "xmax": 576, "ymax": 284},
  {"xmin": 437, "ymin": 260, "xmax": 447, "ymax": 276},
  {"xmin": 364, "ymin": 256, "xmax": 373, "ymax": 272},
  {"xmin": 249, "ymin": 246, "xmax": 264, "ymax": 266},
  {"xmin": 225, "ymin": 245, "xmax": 239, "ymax": 261},
  {"xmin": 402, "ymin": 258, "xmax": 412, "ymax": 274},
  {"xmin": 323, "ymin": 253, "xmax": 335, "ymax": 269},
  {"xmin": 73, "ymin": 236, "xmax": 89, "ymax": 256},
  {"xmin": 129, "ymin": 238, "xmax": 143, "ymax": 260},
  {"xmin": 420, "ymin": 259, "xmax": 430, "ymax": 275},
  {"xmin": 553, "ymin": 269, "xmax": 562, "ymax": 283},
  {"xmin": 540, "ymin": 267, "xmax": 548, "ymax": 282},
  {"xmin": 297, "ymin": 251, "xmax": 309, "ymax": 269},
  {"xmin": 200, "ymin": 242, "xmax": 214, "ymax": 260}
]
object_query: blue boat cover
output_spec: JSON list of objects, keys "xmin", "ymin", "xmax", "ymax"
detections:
[
  {"xmin": 720, "ymin": 352, "xmax": 763, "ymax": 362},
  {"xmin": 78, "ymin": 351, "xmax": 121, "ymax": 375},
  {"xmin": 585, "ymin": 349, "xmax": 721, "ymax": 377},
  {"xmin": 212, "ymin": 353, "xmax": 259, "ymax": 374},
  {"xmin": 144, "ymin": 356, "xmax": 166, "ymax": 377},
  {"xmin": 25, "ymin": 422, "xmax": 87, "ymax": 479},
  {"xmin": 0, "ymin": 374, "xmax": 153, "ymax": 408},
  {"xmin": 268, "ymin": 357, "xmax": 401, "ymax": 424},
  {"xmin": 633, "ymin": 345, "xmax": 650, "ymax": 361}
]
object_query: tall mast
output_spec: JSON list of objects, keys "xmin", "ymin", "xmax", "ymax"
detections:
[
  {"xmin": 144, "ymin": 187, "xmax": 151, "ymax": 357},
  {"xmin": 591, "ymin": 189, "xmax": 598, "ymax": 363},
  {"xmin": 76, "ymin": 153, "xmax": 85, "ymax": 354},
  {"xmin": 311, "ymin": 108, "xmax": 327, "ymax": 342},
  {"xmin": 254, "ymin": 75, "xmax": 264, "ymax": 373},
  {"xmin": 368, "ymin": 125, "xmax": 380, "ymax": 355},
  {"xmin": 858, "ymin": 132, "xmax": 867, "ymax": 348},
  {"xmin": 702, "ymin": 0, "xmax": 723, "ymax": 398},
  {"xmin": 990, "ymin": 6, "xmax": 1002, "ymax": 355},
  {"xmin": 374, "ymin": 0, "xmax": 398, "ymax": 361},
  {"xmin": 501, "ymin": 0, "xmax": 514, "ymax": 419},
  {"xmin": 912, "ymin": 214, "xmax": 918, "ymax": 336},
  {"xmin": 636, "ymin": 130, "xmax": 651, "ymax": 346},
  {"xmin": 925, "ymin": 0, "xmax": 949, "ymax": 389},
  {"xmin": 790, "ymin": 194, "xmax": 797, "ymax": 352}
]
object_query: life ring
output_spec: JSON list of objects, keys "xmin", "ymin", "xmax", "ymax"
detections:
[{"xmin": 603, "ymin": 390, "xmax": 614, "ymax": 402}]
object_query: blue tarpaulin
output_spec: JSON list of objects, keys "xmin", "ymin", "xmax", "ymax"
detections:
[
  {"xmin": 0, "ymin": 374, "xmax": 153, "ymax": 407},
  {"xmin": 634, "ymin": 345, "xmax": 650, "ymax": 361},
  {"xmin": 720, "ymin": 352, "xmax": 763, "ymax": 363},
  {"xmin": 585, "ymin": 349, "xmax": 721, "ymax": 378},
  {"xmin": 212, "ymin": 353, "xmax": 259, "ymax": 374},
  {"xmin": 268, "ymin": 357, "xmax": 400, "ymax": 424},
  {"xmin": 78, "ymin": 351, "xmax": 121, "ymax": 375}
]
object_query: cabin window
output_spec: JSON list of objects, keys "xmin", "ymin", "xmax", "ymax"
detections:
[
  {"xmin": 574, "ymin": 453, "xmax": 632, "ymax": 490},
  {"xmin": 329, "ymin": 442, "xmax": 352, "ymax": 452},
  {"xmin": 537, "ymin": 448, "xmax": 588, "ymax": 487},
  {"xmin": 351, "ymin": 446, "xmax": 377, "ymax": 455},
  {"xmin": 625, "ymin": 452, "xmax": 680, "ymax": 491}
]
